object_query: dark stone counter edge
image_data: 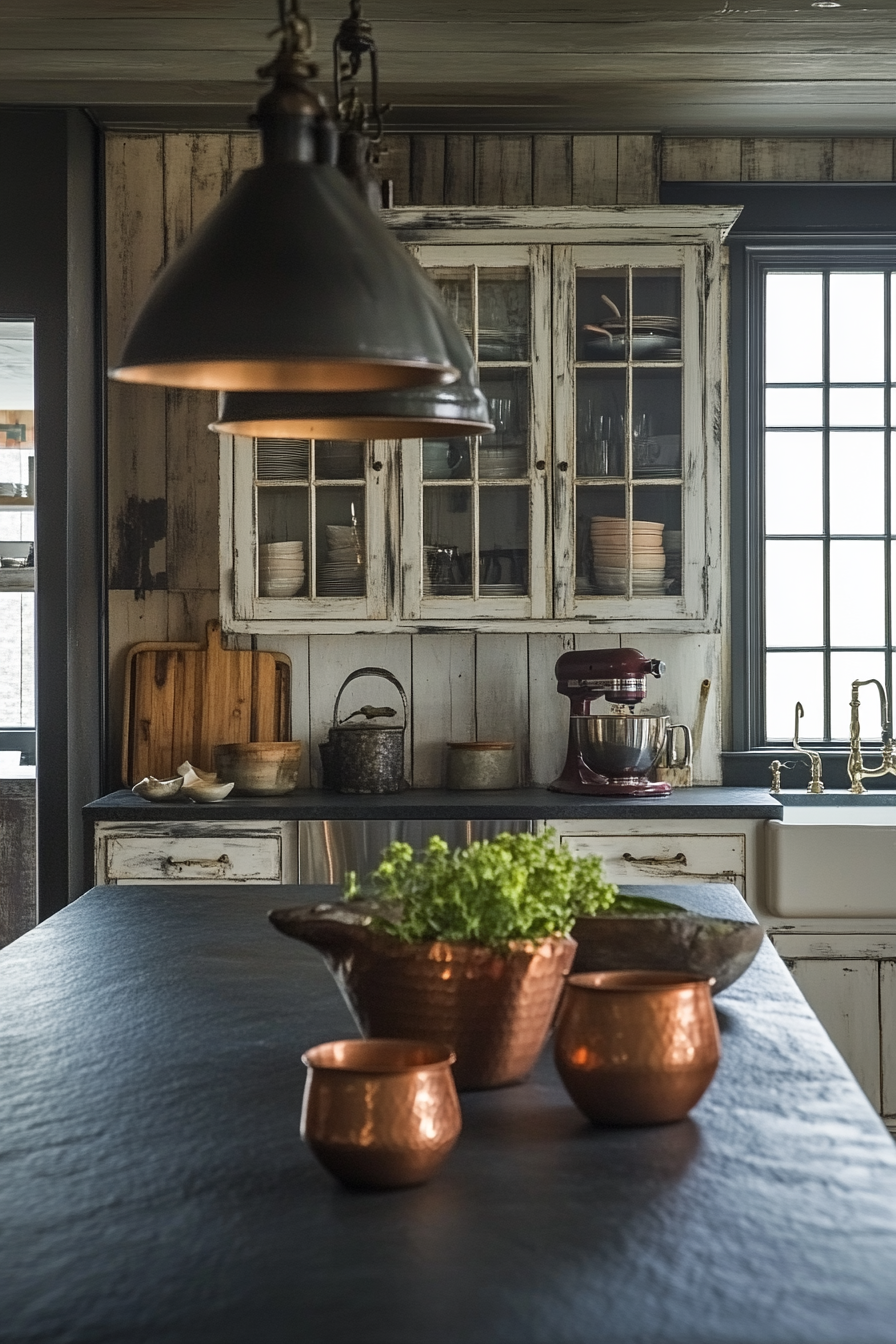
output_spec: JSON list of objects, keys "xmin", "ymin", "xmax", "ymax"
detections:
[{"xmin": 84, "ymin": 786, "xmax": 783, "ymax": 822}]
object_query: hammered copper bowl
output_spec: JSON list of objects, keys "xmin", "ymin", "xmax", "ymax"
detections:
[
  {"xmin": 554, "ymin": 971, "xmax": 720, "ymax": 1126},
  {"xmin": 270, "ymin": 904, "xmax": 578, "ymax": 1091},
  {"xmin": 300, "ymin": 1039, "xmax": 462, "ymax": 1189}
]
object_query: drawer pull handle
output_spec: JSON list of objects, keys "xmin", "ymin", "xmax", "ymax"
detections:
[
  {"xmin": 163, "ymin": 854, "xmax": 232, "ymax": 870},
  {"xmin": 622, "ymin": 852, "xmax": 687, "ymax": 866}
]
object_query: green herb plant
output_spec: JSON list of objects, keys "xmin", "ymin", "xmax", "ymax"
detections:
[{"xmin": 344, "ymin": 828, "xmax": 618, "ymax": 949}]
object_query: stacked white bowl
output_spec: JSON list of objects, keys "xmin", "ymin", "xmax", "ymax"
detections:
[
  {"xmin": 590, "ymin": 516, "xmax": 666, "ymax": 595},
  {"xmin": 318, "ymin": 525, "xmax": 365, "ymax": 596},
  {"xmin": 259, "ymin": 540, "xmax": 305, "ymax": 598}
]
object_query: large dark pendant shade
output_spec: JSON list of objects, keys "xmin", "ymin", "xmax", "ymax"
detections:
[
  {"xmin": 212, "ymin": 284, "xmax": 493, "ymax": 438},
  {"xmin": 109, "ymin": 13, "xmax": 459, "ymax": 393}
]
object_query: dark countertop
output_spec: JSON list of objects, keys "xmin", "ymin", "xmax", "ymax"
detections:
[
  {"xmin": 1, "ymin": 882, "xmax": 895, "ymax": 1344},
  {"xmin": 85, "ymin": 785, "xmax": 783, "ymax": 822}
]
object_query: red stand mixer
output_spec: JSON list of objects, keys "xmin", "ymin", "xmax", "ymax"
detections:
[{"xmin": 549, "ymin": 648, "xmax": 676, "ymax": 797}]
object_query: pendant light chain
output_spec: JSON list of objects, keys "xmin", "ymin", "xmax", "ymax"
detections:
[
  {"xmin": 260, "ymin": 0, "xmax": 318, "ymax": 83},
  {"xmin": 333, "ymin": 0, "xmax": 389, "ymax": 145}
]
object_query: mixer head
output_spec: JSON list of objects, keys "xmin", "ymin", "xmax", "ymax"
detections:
[{"xmin": 554, "ymin": 648, "xmax": 665, "ymax": 711}]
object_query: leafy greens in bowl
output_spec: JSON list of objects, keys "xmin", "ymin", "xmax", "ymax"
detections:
[{"xmin": 345, "ymin": 827, "xmax": 618, "ymax": 950}]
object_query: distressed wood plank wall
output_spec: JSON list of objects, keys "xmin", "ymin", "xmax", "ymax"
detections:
[{"xmin": 106, "ymin": 132, "xmax": 896, "ymax": 789}]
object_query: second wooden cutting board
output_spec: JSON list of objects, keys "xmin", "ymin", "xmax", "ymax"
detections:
[{"xmin": 122, "ymin": 620, "xmax": 291, "ymax": 785}]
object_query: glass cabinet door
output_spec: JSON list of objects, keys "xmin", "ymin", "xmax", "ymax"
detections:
[
  {"xmin": 401, "ymin": 245, "xmax": 550, "ymax": 619},
  {"xmin": 553, "ymin": 244, "xmax": 704, "ymax": 621},
  {"xmin": 230, "ymin": 435, "xmax": 388, "ymax": 621}
]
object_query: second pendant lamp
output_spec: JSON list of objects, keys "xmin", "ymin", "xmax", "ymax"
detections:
[
  {"xmin": 211, "ymin": 0, "xmax": 492, "ymax": 442},
  {"xmin": 109, "ymin": 2, "xmax": 461, "ymax": 394}
]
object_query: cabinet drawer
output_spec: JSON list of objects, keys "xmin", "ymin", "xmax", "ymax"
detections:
[
  {"xmin": 560, "ymin": 833, "xmax": 745, "ymax": 888},
  {"xmin": 102, "ymin": 832, "xmax": 283, "ymax": 884}
]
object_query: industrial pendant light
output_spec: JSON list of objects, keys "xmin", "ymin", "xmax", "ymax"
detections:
[
  {"xmin": 210, "ymin": 1, "xmax": 493, "ymax": 441},
  {"xmin": 109, "ymin": 2, "xmax": 460, "ymax": 393}
]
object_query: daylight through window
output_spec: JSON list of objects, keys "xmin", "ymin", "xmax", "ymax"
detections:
[{"xmin": 764, "ymin": 271, "xmax": 896, "ymax": 740}]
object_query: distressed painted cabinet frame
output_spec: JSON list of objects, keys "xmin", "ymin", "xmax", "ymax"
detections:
[{"xmin": 220, "ymin": 206, "xmax": 740, "ymax": 636}]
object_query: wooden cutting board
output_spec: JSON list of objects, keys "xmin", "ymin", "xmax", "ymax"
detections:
[{"xmin": 122, "ymin": 620, "xmax": 291, "ymax": 785}]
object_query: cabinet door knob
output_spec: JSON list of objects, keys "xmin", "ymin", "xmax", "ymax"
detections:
[
  {"xmin": 535, "ymin": 459, "xmax": 546, "ymax": 471},
  {"xmin": 372, "ymin": 459, "xmax": 383, "ymax": 472},
  {"xmin": 558, "ymin": 461, "xmax": 568, "ymax": 472}
]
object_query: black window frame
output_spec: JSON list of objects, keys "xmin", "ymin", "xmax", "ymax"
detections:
[{"xmin": 661, "ymin": 182, "xmax": 896, "ymax": 787}]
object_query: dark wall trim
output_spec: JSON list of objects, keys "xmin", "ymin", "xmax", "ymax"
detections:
[{"xmin": 0, "ymin": 109, "xmax": 102, "ymax": 916}]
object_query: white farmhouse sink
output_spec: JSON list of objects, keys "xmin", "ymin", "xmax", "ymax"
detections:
[{"xmin": 767, "ymin": 805, "xmax": 896, "ymax": 916}]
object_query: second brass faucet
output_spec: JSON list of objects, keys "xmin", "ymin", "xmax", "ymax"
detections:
[
  {"xmin": 847, "ymin": 678, "xmax": 896, "ymax": 793},
  {"xmin": 792, "ymin": 701, "xmax": 824, "ymax": 794}
]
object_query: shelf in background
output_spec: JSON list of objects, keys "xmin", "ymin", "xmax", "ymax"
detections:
[{"xmin": 0, "ymin": 569, "xmax": 33, "ymax": 591}]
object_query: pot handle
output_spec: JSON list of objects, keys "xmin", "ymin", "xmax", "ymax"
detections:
[
  {"xmin": 332, "ymin": 667, "xmax": 410, "ymax": 730},
  {"xmin": 666, "ymin": 723, "xmax": 693, "ymax": 769}
]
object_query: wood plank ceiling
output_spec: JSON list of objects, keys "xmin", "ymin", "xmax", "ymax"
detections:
[{"xmin": 1, "ymin": 1, "xmax": 895, "ymax": 134}]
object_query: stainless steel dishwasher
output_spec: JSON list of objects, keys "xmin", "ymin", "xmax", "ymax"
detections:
[{"xmin": 298, "ymin": 819, "xmax": 532, "ymax": 885}]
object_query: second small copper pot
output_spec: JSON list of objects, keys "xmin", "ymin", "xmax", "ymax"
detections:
[
  {"xmin": 301, "ymin": 1039, "xmax": 461, "ymax": 1188},
  {"xmin": 554, "ymin": 971, "xmax": 721, "ymax": 1126}
]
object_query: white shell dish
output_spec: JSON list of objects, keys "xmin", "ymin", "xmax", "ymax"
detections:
[
  {"xmin": 132, "ymin": 775, "xmax": 184, "ymax": 801},
  {"xmin": 181, "ymin": 778, "xmax": 235, "ymax": 803}
]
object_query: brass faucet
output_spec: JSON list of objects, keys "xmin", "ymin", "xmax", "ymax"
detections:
[
  {"xmin": 847, "ymin": 678, "xmax": 896, "ymax": 793},
  {"xmin": 792, "ymin": 701, "xmax": 824, "ymax": 794}
]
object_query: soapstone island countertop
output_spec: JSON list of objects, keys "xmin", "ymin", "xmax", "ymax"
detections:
[
  {"xmin": 0, "ymin": 881, "xmax": 894, "ymax": 1344},
  {"xmin": 84, "ymin": 784, "xmax": 783, "ymax": 823}
]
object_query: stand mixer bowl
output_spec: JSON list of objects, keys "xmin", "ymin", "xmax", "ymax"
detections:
[{"xmin": 571, "ymin": 714, "xmax": 670, "ymax": 778}]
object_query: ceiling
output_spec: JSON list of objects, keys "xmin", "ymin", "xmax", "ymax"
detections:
[{"xmin": 2, "ymin": 1, "xmax": 896, "ymax": 134}]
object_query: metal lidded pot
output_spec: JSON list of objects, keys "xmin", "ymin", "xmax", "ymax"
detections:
[{"xmin": 320, "ymin": 667, "xmax": 409, "ymax": 794}]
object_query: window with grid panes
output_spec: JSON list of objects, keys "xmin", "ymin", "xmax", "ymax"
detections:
[{"xmin": 763, "ymin": 269, "xmax": 896, "ymax": 741}]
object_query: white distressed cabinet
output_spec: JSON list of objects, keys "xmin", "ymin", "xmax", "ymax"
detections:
[
  {"xmin": 769, "ymin": 934, "xmax": 896, "ymax": 1137},
  {"xmin": 94, "ymin": 821, "xmax": 298, "ymax": 885},
  {"xmin": 221, "ymin": 207, "xmax": 739, "ymax": 636},
  {"xmin": 550, "ymin": 818, "xmax": 766, "ymax": 899}
]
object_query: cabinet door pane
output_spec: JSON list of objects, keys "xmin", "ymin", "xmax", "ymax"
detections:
[
  {"xmin": 423, "ymin": 486, "xmax": 473, "ymax": 597},
  {"xmin": 632, "ymin": 267, "xmax": 681, "ymax": 363},
  {"xmin": 412, "ymin": 249, "xmax": 546, "ymax": 617},
  {"xmin": 257, "ymin": 485, "xmax": 309, "ymax": 598},
  {"xmin": 632, "ymin": 369, "xmax": 681, "ymax": 478},
  {"xmin": 479, "ymin": 271, "xmax": 529, "ymax": 361},
  {"xmin": 429, "ymin": 269, "xmax": 473, "ymax": 344},
  {"xmin": 480, "ymin": 487, "xmax": 528, "ymax": 596},
  {"xmin": 568, "ymin": 254, "xmax": 686, "ymax": 612},
  {"xmin": 479, "ymin": 369, "xmax": 528, "ymax": 479},
  {"xmin": 422, "ymin": 436, "xmax": 471, "ymax": 480},
  {"xmin": 255, "ymin": 439, "xmax": 366, "ymax": 602},
  {"xmin": 577, "ymin": 369, "xmax": 625, "ymax": 478},
  {"xmin": 315, "ymin": 488, "xmax": 365, "ymax": 597},
  {"xmin": 576, "ymin": 268, "xmax": 627, "ymax": 361}
]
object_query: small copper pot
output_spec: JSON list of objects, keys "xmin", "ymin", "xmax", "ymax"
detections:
[
  {"xmin": 300, "ymin": 1039, "xmax": 461, "ymax": 1189},
  {"xmin": 554, "ymin": 971, "xmax": 720, "ymax": 1126}
]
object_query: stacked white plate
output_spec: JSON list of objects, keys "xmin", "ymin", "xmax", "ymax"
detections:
[
  {"xmin": 256, "ymin": 439, "xmax": 309, "ymax": 480},
  {"xmin": 318, "ymin": 525, "xmax": 365, "ymax": 596},
  {"xmin": 481, "ymin": 583, "xmax": 526, "ymax": 596},
  {"xmin": 479, "ymin": 443, "xmax": 527, "ymax": 478},
  {"xmin": 590, "ymin": 516, "xmax": 666, "ymax": 595},
  {"xmin": 259, "ymin": 540, "xmax": 305, "ymax": 597}
]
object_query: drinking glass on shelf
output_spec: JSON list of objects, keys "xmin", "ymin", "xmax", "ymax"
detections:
[
  {"xmin": 632, "ymin": 413, "xmax": 650, "ymax": 473},
  {"xmin": 487, "ymin": 397, "xmax": 513, "ymax": 447}
]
